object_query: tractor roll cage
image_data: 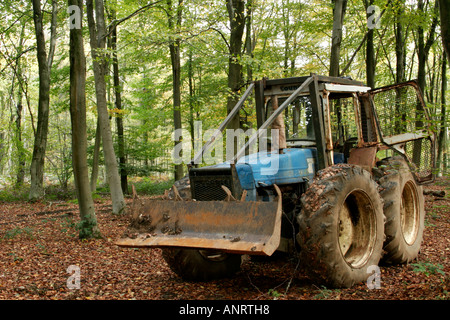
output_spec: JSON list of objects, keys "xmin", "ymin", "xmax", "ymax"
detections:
[
  {"xmin": 190, "ymin": 74, "xmax": 369, "ymax": 170},
  {"xmin": 189, "ymin": 73, "xmax": 435, "ymax": 183}
]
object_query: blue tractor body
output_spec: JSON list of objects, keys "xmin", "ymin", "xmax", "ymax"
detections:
[
  {"xmin": 195, "ymin": 147, "xmax": 347, "ymax": 202},
  {"xmin": 202, "ymin": 148, "xmax": 317, "ymax": 201}
]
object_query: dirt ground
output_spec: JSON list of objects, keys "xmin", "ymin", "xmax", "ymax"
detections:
[{"xmin": 0, "ymin": 178, "xmax": 448, "ymax": 302}]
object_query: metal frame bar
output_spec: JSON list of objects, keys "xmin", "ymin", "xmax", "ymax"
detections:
[
  {"xmin": 190, "ymin": 83, "xmax": 255, "ymax": 166},
  {"xmin": 309, "ymin": 75, "xmax": 328, "ymax": 170}
]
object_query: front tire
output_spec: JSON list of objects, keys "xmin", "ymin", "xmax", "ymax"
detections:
[
  {"xmin": 162, "ymin": 248, "xmax": 242, "ymax": 281},
  {"xmin": 297, "ymin": 165, "xmax": 385, "ymax": 288}
]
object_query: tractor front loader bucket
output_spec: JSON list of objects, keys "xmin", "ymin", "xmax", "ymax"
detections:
[{"xmin": 116, "ymin": 185, "xmax": 282, "ymax": 256}]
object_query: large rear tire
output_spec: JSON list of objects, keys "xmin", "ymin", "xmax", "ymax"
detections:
[
  {"xmin": 374, "ymin": 157, "xmax": 425, "ymax": 264},
  {"xmin": 297, "ymin": 165, "xmax": 385, "ymax": 288}
]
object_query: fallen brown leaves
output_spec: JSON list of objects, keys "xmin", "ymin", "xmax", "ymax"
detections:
[{"xmin": 0, "ymin": 178, "xmax": 449, "ymax": 301}]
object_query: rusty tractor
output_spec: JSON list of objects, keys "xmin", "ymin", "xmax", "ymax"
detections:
[{"xmin": 117, "ymin": 74, "xmax": 435, "ymax": 288}]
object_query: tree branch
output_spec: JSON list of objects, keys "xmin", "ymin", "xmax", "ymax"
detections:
[
  {"xmin": 210, "ymin": 27, "xmax": 230, "ymax": 50},
  {"xmin": 424, "ymin": 0, "xmax": 439, "ymax": 55},
  {"xmin": 340, "ymin": 32, "xmax": 367, "ymax": 76},
  {"xmin": 0, "ymin": 46, "xmax": 36, "ymax": 74},
  {"xmin": 104, "ymin": 0, "xmax": 164, "ymax": 39},
  {"xmin": 47, "ymin": 0, "xmax": 57, "ymax": 71},
  {"xmin": 340, "ymin": 0, "xmax": 392, "ymax": 76}
]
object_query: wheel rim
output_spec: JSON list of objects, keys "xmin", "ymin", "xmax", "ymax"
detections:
[
  {"xmin": 401, "ymin": 181, "xmax": 420, "ymax": 245},
  {"xmin": 338, "ymin": 190, "xmax": 377, "ymax": 268}
]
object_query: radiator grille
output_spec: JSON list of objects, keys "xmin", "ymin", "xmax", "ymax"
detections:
[{"xmin": 189, "ymin": 167, "xmax": 240, "ymax": 201}]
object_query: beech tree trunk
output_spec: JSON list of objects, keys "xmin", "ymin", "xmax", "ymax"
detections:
[
  {"xmin": 245, "ymin": 0, "xmax": 253, "ymax": 81},
  {"xmin": 110, "ymin": 7, "xmax": 128, "ymax": 194},
  {"xmin": 167, "ymin": 0, "xmax": 184, "ymax": 181},
  {"xmin": 69, "ymin": 0, "xmax": 101, "ymax": 239},
  {"xmin": 394, "ymin": 0, "xmax": 406, "ymax": 85},
  {"xmin": 440, "ymin": 0, "xmax": 450, "ymax": 62},
  {"xmin": 437, "ymin": 56, "xmax": 447, "ymax": 175},
  {"xmin": 329, "ymin": 0, "xmax": 347, "ymax": 77},
  {"xmin": 413, "ymin": 0, "xmax": 438, "ymax": 165},
  {"xmin": 438, "ymin": 0, "xmax": 449, "ymax": 175},
  {"xmin": 226, "ymin": 0, "xmax": 246, "ymax": 133},
  {"xmin": 188, "ymin": 49, "xmax": 195, "ymax": 155},
  {"xmin": 90, "ymin": 120, "xmax": 101, "ymax": 192},
  {"xmin": 365, "ymin": 0, "xmax": 375, "ymax": 88},
  {"xmin": 225, "ymin": 0, "xmax": 246, "ymax": 158},
  {"xmin": 15, "ymin": 24, "xmax": 26, "ymax": 187},
  {"xmin": 394, "ymin": 0, "xmax": 406, "ymax": 134},
  {"xmin": 417, "ymin": 0, "xmax": 438, "ymax": 93},
  {"xmin": 86, "ymin": 0, "xmax": 125, "ymax": 214},
  {"xmin": 29, "ymin": 0, "xmax": 57, "ymax": 201}
]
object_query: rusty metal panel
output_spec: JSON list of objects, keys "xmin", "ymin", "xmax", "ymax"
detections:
[{"xmin": 347, "ymin": 146, "xmax": 378, "ymax": 170}]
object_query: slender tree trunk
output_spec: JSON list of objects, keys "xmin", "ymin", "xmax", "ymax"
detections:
[
  {"xmin": 29, "ymin": 0, "xmax": 56, "ymax": 200},
  {"xmin": 365, "ymin": 0, "xmax": 375, "ymax": 88},
  {"xmin": 245, "ymin": 0, "xmax": 253, "ymax": 81},
  {"xmin": 329, "ymin": 0, "xmax": 347, "ymax": 77},
  {"xmin": 15, "ymin": 100, "xmax": 25, "ymax": 186},
  {"xmin": 394, "ymin": 0, "xmax": 406, "ymax": 134},
  {"xmin": 438, "ymin": 0, "xmax": 449, "ymax": 172},
  {"xmin": 86, "ymin": 0, "xmax": 125, "ymax": 214},
  {"xmin": 110, "ymin": 8, "xmax": 128, "ymax": 194},
  {"xmin": 417, "ymin": 0, "xmax": 438, "ymax": 94},
  {"xmin": 15, "ymin": 100, "xmax": 26, "ymax": 187},
  {"xmin": 226, "ymin": 0, "xmax": 246, "ymax": 133},
  {"xmin": 439, "ymin": 0, "xmax": 450, "ymax": 62},
  {"xmin": 0, "ymin": 94, "xmax": 5, "ymax": 174},
  {"xmin": 15, "ymin": 24, "xmax": 26, "ymax": 187},
  {"xmin": 417, "ymin": 2, "xmax": 426, "ymax": 93},
  {"xmin": 414, "ymin": 0, "xmax": 438, "ymax": 165},
  {"xmin": 69, "ymin": 0, "xmax": 100, "ymax": 239},
  {"xmin": 366, "ymin": 31, "xmax": 375, "ymax": 87},
  {"xmin": 437, "ymin": 56, "xmax": 447, "ymax": 175},
  {"xmin": 188, "ymin": 49, "xmax": 195, "ymax": 155},
  {"xmin": 167, "ymin": 0, "xmax": 184, "ymax": 180},
  {"xmin": 90, "ymin": 119, "xmax": 101, "ymax": 192},
  {"xmin": 282, "ymin": 0, "xmax": 291, "ymax": 77},
  {"xmin": 394, "ymin": 0, "xmax": 406, "ymax": 85}
]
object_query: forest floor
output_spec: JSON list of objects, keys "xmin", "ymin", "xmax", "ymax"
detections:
[{"xmin": 0, "ymin": 178, "xmax": 449, "ymax": 303}]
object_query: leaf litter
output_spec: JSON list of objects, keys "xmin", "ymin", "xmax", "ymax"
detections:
[{"xmin": 0, "ymin": 177, "xmax": 449, "ymax": 300}]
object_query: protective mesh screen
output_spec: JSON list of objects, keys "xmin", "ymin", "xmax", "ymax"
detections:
[{"xmin": 371, "ymin": 83, "xmax": 434, "ymax": 182}]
